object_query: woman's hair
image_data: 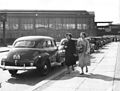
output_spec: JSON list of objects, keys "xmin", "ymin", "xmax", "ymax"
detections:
[
  {"xmin": 80, "ymin": 32, "xmax": 87, "ymax": 37},
  {"xmin": 65, "ymin": 33, "xmax": 72, "ymax": 38}
]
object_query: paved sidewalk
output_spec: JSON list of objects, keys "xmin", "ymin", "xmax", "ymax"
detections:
[
  {"xmin": 112, "ymin": 42, "xmax": 120, "ymax": 91},
  {"xmin": 33, "ymin": 42, "xmax": 118, "ymax": 91}
]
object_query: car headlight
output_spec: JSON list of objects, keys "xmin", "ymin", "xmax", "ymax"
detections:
[
  {"xmin": 30, "ymin": 63, "xmax": 34, "ymax": 66},
  {"xmin": 13, "ymin": 54, "xmax": 20, "ymax": 59},
  {"xmin": 1, "ymin": 56, "xmax": 7, "ymax": 65}
]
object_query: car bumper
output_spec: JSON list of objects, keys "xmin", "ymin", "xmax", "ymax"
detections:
[{"xmin": 0, "ymin": 65, "xmax": 37, "ymax": 70}]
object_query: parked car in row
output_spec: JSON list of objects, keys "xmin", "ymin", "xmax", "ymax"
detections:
[
  {"xmin": 0, "ymin": 36, "xmax": 65, "ymax": 76},
  {"xmin": 0, "ymin": 35, "xmax": 113, "ymax": 76},
  {"xmin": 85, "ymin": 37, "xmax": 95, "ymax": 53},
  {"xmin": 86, "ymin": 36, "xmax": 113, "ymax": 51}
]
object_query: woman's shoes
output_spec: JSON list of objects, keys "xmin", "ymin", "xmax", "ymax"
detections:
[
  {"xmin": 80, "ymin": 73, "xmax": 84, "ymax": 75},
  {"xmin": 86, "ymin": 69, "xmax": 88, "ymax": 73}
]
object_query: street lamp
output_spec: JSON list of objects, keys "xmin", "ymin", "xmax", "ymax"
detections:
[{"xmin": 0, "ymin": 13, "xmax": 7, "ymax": 46}]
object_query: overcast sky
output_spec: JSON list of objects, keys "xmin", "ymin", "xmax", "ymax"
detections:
[{"xmin": 0, "ymin": 0, "xmax": 119, "ymax": 23}]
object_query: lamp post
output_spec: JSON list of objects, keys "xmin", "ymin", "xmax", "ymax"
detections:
[{"xmin": 0, "ymin": 13, "xmax": 7, "ymax": 46}]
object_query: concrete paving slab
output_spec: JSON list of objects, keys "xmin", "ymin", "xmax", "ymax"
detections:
[{"xmin": 76, "ymin": 43, "xmax": 118, "ymax": 91}]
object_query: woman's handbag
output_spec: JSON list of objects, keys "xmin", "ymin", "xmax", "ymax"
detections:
[
  {"xmin": 77, "ymin": 45, "xmax": 84, "ymax": 53},
  {"xmin": 72, "ymin": 54, "xmax": 78, "ymax": 65},
  {"xmin": 73, "ymin": 54, "xmax": 78, "ymax": 62}
]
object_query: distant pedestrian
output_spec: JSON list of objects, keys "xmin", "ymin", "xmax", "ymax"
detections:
[
  {"xmin": 64, "ymin": 33, "xmax": 77, "ymax": 74},
  {"xmin": 77, "ymin": 32, "xmax": 90, "ymax": 75},
  {"xmin": 0, "ymin": 82, "xmax": 1, "ymax": 88}
]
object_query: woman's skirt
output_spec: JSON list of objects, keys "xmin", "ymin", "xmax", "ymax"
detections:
[
  {"xmin": 65, "ymin": 54, "xmax": 76, "ymax": 66},
  {"xmin": 78, "ymin": 53, "xmax": 90, "ymax": 67}
]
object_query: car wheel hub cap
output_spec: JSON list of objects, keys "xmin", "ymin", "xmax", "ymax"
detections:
[{"xmin": 44, "ymin": 65, "xmax": 47, "ymax": 70}]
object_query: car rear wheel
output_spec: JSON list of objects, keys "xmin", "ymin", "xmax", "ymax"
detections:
[
  {"xmin": 8, "ymin": 70, "xmax": 18, "ymax": 75},
  {"xmin": 38, "ymin": 60, "xmax": 51, "ymax": 76}
]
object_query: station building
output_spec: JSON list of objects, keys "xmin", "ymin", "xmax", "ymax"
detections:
[
  {"xmin": 109, "ymin": 24, "xmax": 120, "ymax": 35},
  {"xmin": 0, "ymin": 10, "xmax": 96, "ymax": 44},
  {"xmin": 95, "ymin": 22, "xmax": 120, "ymax": 36}
]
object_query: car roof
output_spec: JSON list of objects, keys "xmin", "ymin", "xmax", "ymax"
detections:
[{"xmin": 15, "ymin": 36, "xmax": 54, "ymax": 42}]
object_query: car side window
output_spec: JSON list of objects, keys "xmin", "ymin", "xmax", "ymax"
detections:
[
  {"xmin": 51, "ymin": 40, "xmax": 56, "ymax": 47},
  {"xmin": 47, "ymin": 40, "xmax": 52, "ymax": 47},
  {"xmin": 36, "ymin": 41, "xmax": 44, "ymax": 48},
  {"xmin": 42, "ymin": 40, "xmax": 52, "ymax": 48},
  {"xmin": 53, "ymin": 40, "xmax": 57, "ymax": 46},
  {"xmin": 43, "ymin": 41, "xmax": 47, "ymax": 48}
]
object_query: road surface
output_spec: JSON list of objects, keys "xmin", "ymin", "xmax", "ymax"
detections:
[{"xmin": 0, "ymin": 51, "xmax": 65, "ymax": 91}]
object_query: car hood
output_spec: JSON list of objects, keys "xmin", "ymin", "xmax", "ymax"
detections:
[{"xmin": 6, "ymin": 48, "xmax": 43, "ymax": 61}]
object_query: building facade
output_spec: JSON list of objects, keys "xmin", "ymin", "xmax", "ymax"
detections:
[{"xmin": 0, "ymin": 10, "xmax": 96, "ymax": 44}]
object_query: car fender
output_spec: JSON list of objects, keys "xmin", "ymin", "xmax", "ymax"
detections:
[{"xmin": 34, "ymin": 52, "xmax": 50, "ymax": 68}]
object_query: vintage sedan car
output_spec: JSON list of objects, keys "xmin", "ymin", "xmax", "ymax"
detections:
[
  {"xmin": 0, "ymin": 36, "xmax": 64, "ymax": 76},
  {"xmin": 85, "ymin": 37, "xmax": 95, "ymax": 53},
  {"xmin": 89, "ymin": 37, "xmax": 102, "ymax": 50}
]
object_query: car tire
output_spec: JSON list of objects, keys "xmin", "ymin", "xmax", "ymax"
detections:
[
  {"xmin": 8, "ymin": 70, "xmax": 18, "ymax": 75},
  {"xmin": 38, "ymin": 60, "xmax": 51, "ymax": 76},
  {"xmin": 61, "ymin": 61, "xmax": 65, "ymax": 66}
]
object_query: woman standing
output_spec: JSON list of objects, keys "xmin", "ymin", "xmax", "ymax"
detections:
[
  {"xmin": 64, "ymin": 33, "xmax": 76, "ymax": 74},
  {"xmin": 77, "ymin": 32, "xmax": 90, "ymax": 75}
]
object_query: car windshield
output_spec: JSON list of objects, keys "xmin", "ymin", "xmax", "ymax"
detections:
[{"xmin": 14, "ymin": 40, "xmax": 35, "ymax": 48}]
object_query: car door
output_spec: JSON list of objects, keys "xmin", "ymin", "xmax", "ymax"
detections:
[{"xmin": 43, "ymin": 39, "xmax": 58, "ymax": 63}]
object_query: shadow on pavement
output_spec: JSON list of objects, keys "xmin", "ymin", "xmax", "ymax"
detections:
[
  {"xmin": 7, "ymin": 70, "xmax": 46, "ymax": 86},
  {"xmin": 7, "ymin": 66, "xmax": 64, "ymax": 86},
  {"xmin": 79, "ymin": 73, "xmax": 120, "ymax": 81},
  {"xmin": 100, "ymin": 47, "xmax": 109, "ymax": 50},
  {"xmin": 57, "ymin": 71, "xmax": 120, "ymax": 82}
]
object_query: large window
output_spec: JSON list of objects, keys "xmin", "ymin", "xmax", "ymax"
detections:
[
  {"xmin": 49, "ymin": 18, "xmax": 75, "ymax": 30},
  {"xmin": 49, "ymin": 18, "xmax": 62, "ymax": 30},
  {"xmin": 35, "ymin": 18, "xmax": 48, "ymax": 30},
  {"xmin": 6, "ymin": 18, "xmax": 19, "ymax": 30},
  {"xmin": 77, "ymin": 18, "xmax": 88, "ymax": 30},
  {"xmin": 77, "ymin": 24, "xmax": 82, "ymax": 30},
  {"xmin": 49, "ymin": 18, "xmax": 56, "ymax": 29},
  {"xmin": 62, "ymin": 18, "xmax": 75, "ymax": 30},
  {"xmin": 0, "ymin": 22, "xmax": 3, "ymax": 30},
  {"xmin": 21, "ymin": 18, "xmax": 34, "ymax": 30},
  {"xmin": 83, "ymin": 24, "xmax": 88, "ymax": 30}
]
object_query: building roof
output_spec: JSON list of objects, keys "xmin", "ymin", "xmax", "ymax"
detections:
[{"xmin": 0, "ymin": 10, "xmax": 94, "ymax": 16}]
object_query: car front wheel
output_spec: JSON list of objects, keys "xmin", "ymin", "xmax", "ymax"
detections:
[
  {"xmin": 8, "ymin": 70, "xmax": 18, "ymax": 75},
  {"xmin": 38, "ymin": 60, "xmax": 51, "ymax": 76}
]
